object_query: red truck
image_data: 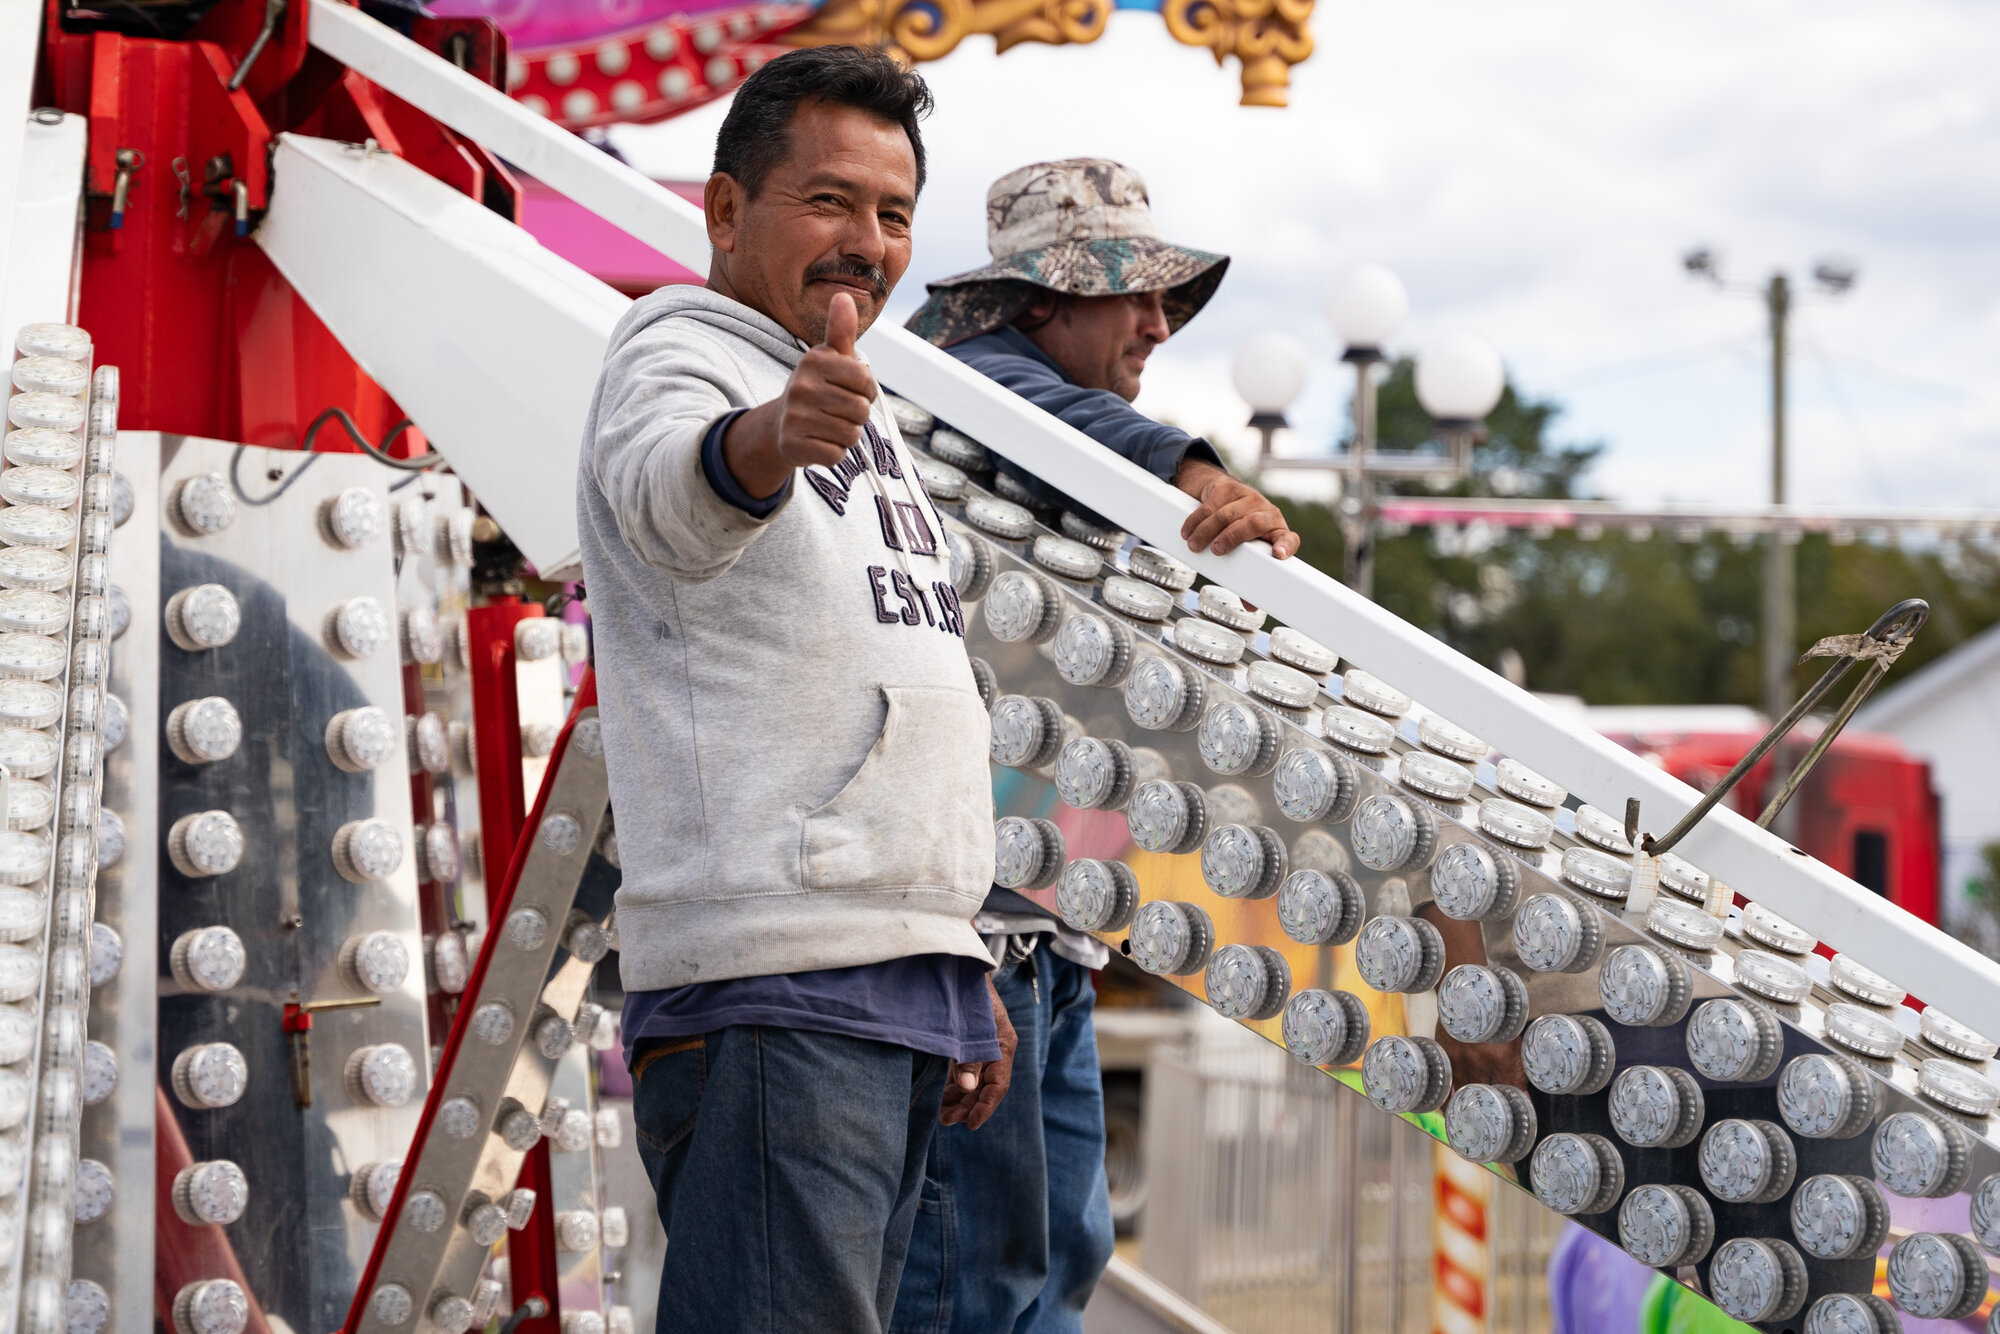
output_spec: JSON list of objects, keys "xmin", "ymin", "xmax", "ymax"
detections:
[{"xmin": 1581, "ymin": 704, "xmax": 1941, "ymax": 926}]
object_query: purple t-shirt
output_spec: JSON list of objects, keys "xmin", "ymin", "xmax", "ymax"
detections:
[
  {"xmin": 619, "ymin": 416, "xmax": 999, "ymax": 1070},
  {"xmin": 621, "ymin": 953, "xmax": 1000, "ymax": 1067}
]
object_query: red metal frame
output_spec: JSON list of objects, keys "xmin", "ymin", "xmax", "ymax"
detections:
[{"xmin": 35, "ymin": 0, "xmax": 514, "ymax": 453}]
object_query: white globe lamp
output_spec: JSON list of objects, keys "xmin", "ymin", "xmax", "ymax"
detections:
[
  {"xmin": 1232, "ymin": 333, "xmax": 1309, "ymax": 418},
  {"xmin": 1325, "ymin": 264, "xmax": 1408, "ymax": 361},
  {"xmin": 1233, "ymin": 332, "xmax": 1310, "ymax": 460},
  {"xmin": 1415, "ymin": 333, "xmax": 1505, "ymax": 427}
]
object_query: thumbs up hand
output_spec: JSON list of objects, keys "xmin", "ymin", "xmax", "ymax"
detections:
[
  {"xmin": 775, "ymin": 292, "xmax": 878, "ymax": 470},
  {"xmin": 720, "ymin": 291, "xmax": 882, "ymax": 499}
]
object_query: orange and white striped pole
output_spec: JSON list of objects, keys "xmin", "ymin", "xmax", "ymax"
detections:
[{"xmin": 1432, "ymin": 1145, "xmax": 1494, "ymax": 1334}]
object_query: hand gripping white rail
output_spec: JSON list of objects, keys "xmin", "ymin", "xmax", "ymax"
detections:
[{"xmin": 304, "ymin": 0, "xmax": 2000, "ymax": 1022}]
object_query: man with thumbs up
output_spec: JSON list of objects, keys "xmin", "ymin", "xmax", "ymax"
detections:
[{"xmin": 578, "ymin": 47, "xmax": 1012, "ymax": 1334}]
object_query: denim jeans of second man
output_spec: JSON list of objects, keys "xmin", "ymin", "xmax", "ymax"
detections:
[
  {"xmin": 632, "ymin": 1025, "xmax": 948, "ymax": 1334},
  {"xmin": 892, "ymin": 949, "xmax": 1115, "ymax": 1334}
]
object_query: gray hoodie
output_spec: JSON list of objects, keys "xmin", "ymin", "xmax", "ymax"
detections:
[{"xmin": 577, "ymin": 286, "xmax": 995, "ymax": 991}]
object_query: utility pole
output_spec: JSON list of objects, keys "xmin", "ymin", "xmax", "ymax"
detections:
[
  {"xmin": 1684, "ymin": 249, "xmax": 1854, "ymax": 833},
  {"xmin": 1764, "ymin": 271, "xmax": 1796, "ymax": 828}
]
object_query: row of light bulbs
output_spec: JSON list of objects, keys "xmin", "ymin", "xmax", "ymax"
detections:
[
  {"xmin": 891, "ymin": 394, "xmax": 2000, "ymax": 1332},
  {"xmin": 0, "ymin": 323, "xmax": 138, "ymax": 1334}
]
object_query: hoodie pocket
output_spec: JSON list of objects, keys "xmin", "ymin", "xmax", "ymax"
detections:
[{"xmin": 801, "ymin": 686, "xmax": 995, "ymax": 897}]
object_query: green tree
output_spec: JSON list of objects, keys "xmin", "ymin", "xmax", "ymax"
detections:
[{"xmin": 1271, "ymin": 360, "xmax": 2000, "ymax": 705}]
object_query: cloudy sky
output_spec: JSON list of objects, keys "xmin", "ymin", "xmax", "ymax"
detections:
[{"xmin": 612, "ymin": 1, "xmax": 2000, "ymax": 510}]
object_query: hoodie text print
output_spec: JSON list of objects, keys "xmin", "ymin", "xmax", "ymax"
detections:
[{"xmin": 577, "ymin": 286, "xmax": 995, "ymax": 991}]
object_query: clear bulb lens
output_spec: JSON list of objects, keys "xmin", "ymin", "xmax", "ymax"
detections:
[
  {"xmin": 328, "ymin": 706, "xmax": 398, "ymax": 771},
  {"xmin": 328, "ymin": 597, "xmax": 391, "ymax": 659},
  {"xmin": 0, "ymin": 467, "xmax": 78, "ymax": 512},
  {"xmin": 540, "ymin": 812, "xmax": 583, "ymax": 854},
  {"xmin": 1101, "ymin": 575, "xmax": 1172, "ymax": 622},
  {"xmin": 1559, "ymin": 845, "xmax": 1632, "ymax": 899},
  {"xmin": 1644, "ymin": 898, "xmax": 1722, "ymax": 951},
  {"xmin": 344, "ymin": 931, "xmax": 410, "ymax": 995},
  {"xmin": 1732, "ymin": 949, "xmax": 1812, "ymax": 1004},
  {"xmin": 1127, "ymin": 545, "xmax": 1196, "ymax": 590},
  {"xmin": 1173, "ymin": 618, "xmax": 1244, "ymax": 666},
  {"xmin": 172, "ymin": 1044, "xmax": 249, "ymax": 1109},
  {"xmin": 470, "ymin": 1002, "xmax": 515, "ymax": 1046},
  {"xmin": 964, "ymin": 495, "xmax": 1033, "ymax": 540},
  {"xmin": 1199, "ymin": 703, "xmax": 1271, "ymax": 777},
  {"xmin": 347, "ymin": 1044, "xmax": 418, "ymax": 1107},
  {"xmin": 1034, "ymin": 534, "xmax": 1102, "ymax": 581},
  {"xmin": 167, "ymin": 697, "xmax": 242, "ymax": 765},
  {"xmin": 1276, "ymin": 870, "xmax": 1360, "ymax": 947},
  {"xmin": 334, "ymin": 818, "xmax": 403, "ymax": 882},
  {"xmin": 167, "ymin": 584, "xmax": 241, "ymax": 650},
  {"xmin": 1339, "ymin": 669, "xmax": 1409, "ymax": 716},
  {"xmin": 172, "ymin": 926, "xmax": 246, "ymax": 992},
  {"xmin": 4, "ymin": 429, "xmax": 81, "ymax": 471},
  {"xmin": 170, "ymin": 810, "xmax": 244, "ymax": 878},
  {"xmin": 1398, "ymin": 749, "xmax": 1473, "ymax": 802},
  {"xmin": 435, "ymin": 1099, "xmax": 480, "ymax": 1142},
  {"xmin": 1052, "ymin": 614, "xmax": 1123, "ymax": 687},
  {"xmin": 1572, "ymin": 803, "xmax": 1634, "ymax": 854},
  {"xmin": 0, "ymin": 677, "xmax": 63, "ymax": 729},
  {"xmin": 1273, "ymin": 747, "xmax": 1347, "ymax": 823},
  {"xmin": 6, "ymin": 778, "xmax": 52, "ymax": 831},
  {"xmin": 1268, "ymin": 626, "xmax": 1337, "ymax": 675},
  {"xmin": 176, "ymin": 1160, "xmax": 252, "ymax": 1224},
  {"xmin": 0, "ymin": 828, "xmax": 51, "ymax": 883},
  {"xmin": 1351, "ymin": 794, "xmax": 1430, "ymax": 871},
  {"xmin": 173, "ymin": 475, "xmax": 237, "ymax": 536},
  {"xmin": 1494, "ymin": 758, "xmax": 1565, "ymax": 807},
  {"xmin": 0, "ymin": 636, "xmax": 65, "ymax": 683},
  {"xmin": 1322, "ymin": 705, "xmax": 1394, "ymax": 755},
  {"xmin": 0, "ymin": 544, "xmax": 72, "ymax": 592},
  {"xmin": 0, "ymin": 588, "xmax": 67, "ymax": 637},
  {"xmin": 320, "ymin": 487, "xmax": 384, "ymax": 549}
]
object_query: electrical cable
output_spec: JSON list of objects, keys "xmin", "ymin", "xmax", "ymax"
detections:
[
  {"xmin": 301, "ymin": 406, "xmax": 446, "ymax": 471},
  {"xmin": 230, "ymin": 445, "xmax": 323, "ymax": 507}
]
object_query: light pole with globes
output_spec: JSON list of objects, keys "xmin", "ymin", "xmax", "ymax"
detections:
[
  {"xmin": 1244, "ymin": 265, "xmax": 1507, "ymax": 597},
  {"xmin": 1325, "ymin": 264, "xmax": 1408, "ymax": 595},
  {"xmin": 1231, "ymin": 331, "xmax": 1310, "ymax": 462}
]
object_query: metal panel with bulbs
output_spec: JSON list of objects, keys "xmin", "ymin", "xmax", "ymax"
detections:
[
  {"xmin": 143, "ymin": 435, "xmax": 436, "ymax": 1334},
  {"xmin": 904, "ymin": 399, "xmax": 2000, "ymax": 1332}
]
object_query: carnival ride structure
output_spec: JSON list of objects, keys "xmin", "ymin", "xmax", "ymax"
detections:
[{"xmin": 3, "ymin": 4, "xmax": 2000, "ymax": 1334}]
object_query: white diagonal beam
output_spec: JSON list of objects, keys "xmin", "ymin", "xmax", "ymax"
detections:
[{"xmin": 256, "ymin": 132, "xmax": 629, "ymax": 577}]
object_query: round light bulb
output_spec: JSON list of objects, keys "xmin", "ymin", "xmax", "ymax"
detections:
[
  {"xmin": 1415, "ymin": 332, "xmax": 1505, "ymax": 424},
  {"xmin": 1231, "ymin": 332, "xmax": 1309, "ymax": 415},
  {"xmin": 1325, "ymin": 263, "xmax": 1408, "ymax": 352}
]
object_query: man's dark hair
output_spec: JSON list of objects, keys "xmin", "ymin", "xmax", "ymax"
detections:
[{"xmin": 713, "ymin": 47, "xmax": 933, "ymax": 200}]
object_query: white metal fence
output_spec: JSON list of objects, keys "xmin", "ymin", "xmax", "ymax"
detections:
[{"xmin": 1137, "ymin": 1040, "xmax": 1566, "ymax": 1334}]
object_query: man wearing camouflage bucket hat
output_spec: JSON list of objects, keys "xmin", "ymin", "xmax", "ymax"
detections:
[
  {"xmin": 908, "ymin": 157, "xmax": 1299, "ymax": 562},
  {"xmin": 891, "ymin": 163, "xmax": 1296, "ymax": 1334}
]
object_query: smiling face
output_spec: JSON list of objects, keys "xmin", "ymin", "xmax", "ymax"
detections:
[
  {"xmin": 1016, "ymin": 289, "xmax": 1171, "ymax": 401},
  {"xmin": 704, "ymin": 99, "xmax": 918, "ymax": 345}
]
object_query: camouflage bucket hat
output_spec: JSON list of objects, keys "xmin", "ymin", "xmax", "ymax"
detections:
[{"xmin": 907, "ymin": 158, "xmax": 1229, "ymax": 348}]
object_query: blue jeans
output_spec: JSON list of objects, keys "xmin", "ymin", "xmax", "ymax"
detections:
[
  {"xmin": 891, "ymin": 949, "xmax": 1115, "ymax": 1334},
  {"xmin": 632, "ymin": 1026, "xmax": 949, "ymax": 1334}
]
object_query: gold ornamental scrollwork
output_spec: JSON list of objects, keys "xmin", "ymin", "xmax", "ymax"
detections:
[
  {"xmin": 1162, "ymin": 0, "xmax": 1312, "ymax": 106},
  {"xmin": 789, "ymin": 0, "xmax": 1306, "ymax": 104}
]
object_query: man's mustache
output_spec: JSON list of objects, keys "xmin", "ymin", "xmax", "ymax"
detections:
[{"xmin": 805, "ymin": 259, "xmax": 888, "ymax": 300}]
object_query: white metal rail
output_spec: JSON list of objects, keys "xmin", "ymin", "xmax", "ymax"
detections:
[{"xmin": 302, "ymin": 0, "xmax": 2000, "ymax": 1023}]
